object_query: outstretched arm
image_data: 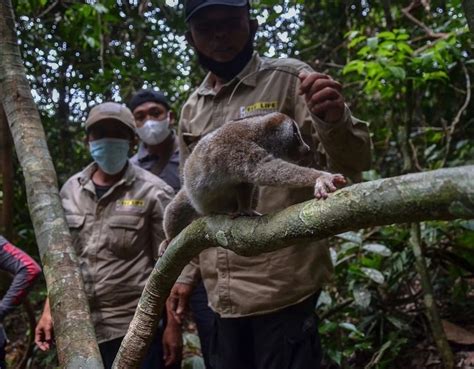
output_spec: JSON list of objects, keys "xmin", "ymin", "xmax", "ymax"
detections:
[
  {"xmin": 236, "ymin": 145, "xmax": 346, "ymax": 199},
  {"xmin": 296, "ymin": 70, "xmax": 371, "ymax": 180}
]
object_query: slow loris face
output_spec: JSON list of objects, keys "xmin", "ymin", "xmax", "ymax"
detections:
[{"xmin": 286, "ymin": 120, "xmax": 310, "ymax": 162}]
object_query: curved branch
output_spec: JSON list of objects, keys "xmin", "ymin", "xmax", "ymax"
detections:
[{"xmin": 113, "ymin": 165, "xmax": 474, "ymax": 369}]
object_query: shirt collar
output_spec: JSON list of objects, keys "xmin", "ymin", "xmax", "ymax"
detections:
[
  {"xmin": 78, "ymin": 160, "xmax": 136, "ymax": 190},
  {"xmin": 136, "ymin": 133, "xmax": 179, "ymax": 163},
  {"xmin": 197, "ymin": 52, "xmax": 262, "ymax": 96}
]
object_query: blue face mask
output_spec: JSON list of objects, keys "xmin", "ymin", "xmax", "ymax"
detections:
[{"xmin": 89, "ymin": 138, "xmax": 130, "ymax": 175}]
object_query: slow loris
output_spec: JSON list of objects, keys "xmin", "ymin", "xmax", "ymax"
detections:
[{"xmin": 162, "ymin": 112, "xmax": 346, "ymax": 246}]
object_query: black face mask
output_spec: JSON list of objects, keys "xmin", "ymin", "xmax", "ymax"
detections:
[{"xmin": 196, "ymin": 36, "xmax": 254, "ymax": 82}]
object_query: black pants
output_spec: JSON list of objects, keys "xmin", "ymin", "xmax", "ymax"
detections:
[
  {"xmin": 189, "ymin": 281, "xmax": 215, "ymax": 369},
  {"xmin": 0, "ymin": 326, "xmax": 5, "ymax": 369},
  {"xmin": 209, "ymin": 294, "xmax": 322, "ymax": 369},
  {"xmin": 99, "ymin": 325, "xmax": 180, "ymax": 369}
]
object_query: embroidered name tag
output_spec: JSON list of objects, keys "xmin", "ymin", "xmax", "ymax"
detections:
[
  {"xmin": 240, "ymin": 101, "xmax": 278, "ymax": 118},
  {"xmin": 116, "ymin": 199, "xmax": 145, "ymax": 212}
]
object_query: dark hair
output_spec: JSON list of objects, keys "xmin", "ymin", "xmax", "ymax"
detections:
[{"xmin": 128, "ymin": 89, "xmax": 170, "ymax": 112}]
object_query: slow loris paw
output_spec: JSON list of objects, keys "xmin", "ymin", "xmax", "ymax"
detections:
[
  {"xmin": 314, "ymin": 173, "xmax": 346, "ymax": 200},
  {"xmin": 229, "ymin": 209, "xmax": 262, "ymax": 219}
]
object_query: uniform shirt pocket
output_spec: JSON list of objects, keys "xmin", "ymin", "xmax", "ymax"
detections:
[
  {"xmin": 107, "ymin": 214, "xmax": 145, "ymax": 259},
  {"xmin": 65, "ymin": 214, "xmax": 86, "ymax": 254}
]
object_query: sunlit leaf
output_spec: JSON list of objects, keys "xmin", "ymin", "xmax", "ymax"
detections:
[
  {"xmin": 336, "ymin": 232, "xmax": 363, "ymax": 244},
  {"xmin": 353, "ymin": 285, "xmax": 371, "ymax": 308},
  {"xmin": 363, "ymin": 243, "xmax": 392, "ymax": 257},
  {"xmin": 361, "ymin": 267, "xmax": 385, "ymax": 284}
]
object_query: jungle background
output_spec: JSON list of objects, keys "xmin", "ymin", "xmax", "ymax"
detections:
[{"xmin": 1, "ymin": 0, "xmax": 474, "ymax": 368}]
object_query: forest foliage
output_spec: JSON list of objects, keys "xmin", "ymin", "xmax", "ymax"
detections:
[{"xmin": 1, "ymin": 0, "xmax": 474, "ymax": 368}]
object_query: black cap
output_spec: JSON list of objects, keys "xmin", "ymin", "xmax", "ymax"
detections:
[
  {"xmin": 128, "ymin": 89, "xmax": 170, "ymax": 112},
  {"xmin": 185, "ymin": 0, "xmax": 248, "ymax": 22}
]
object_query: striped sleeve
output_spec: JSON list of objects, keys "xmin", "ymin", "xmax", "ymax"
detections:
[{"xmin": 0, "ymin": 239, "xmax": 41, "ymax": 319}]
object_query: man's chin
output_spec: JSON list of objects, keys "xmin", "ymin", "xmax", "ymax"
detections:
[{"xmin": 210, "ymin": 52, "xmax": 237, "ymax": 63}]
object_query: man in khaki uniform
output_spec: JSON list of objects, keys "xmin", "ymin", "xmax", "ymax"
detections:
[
  {"xmin": 34, "ymin": 102, "xmax": 175, "ymax": 369},
  {"xmin": 168, "ymin": 1, "xmax": 372, "ymax": 369}
]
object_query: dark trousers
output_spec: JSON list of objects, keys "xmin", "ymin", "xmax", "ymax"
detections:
[
  {"xmin": 189, "ymin": 281, "xmax": 215, "ymax": 369},
  {"xmin": 209, "ymin": 294, "xmax": 322, "ymax": 369},
  {"xmin": 99, "ymin": 325, "xmax": 180, "ymax": 369},
  {"xmin": 0, "ymin": 326, "xmax": 5, "ymax": 369}
]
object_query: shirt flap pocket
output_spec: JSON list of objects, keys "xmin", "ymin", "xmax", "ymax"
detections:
[
  {"xmin": 65, "ymin": 214, "xmax": 86, "ymax": 229},
  {"xmin": 182, "ymin": 132, "xmax": 202, "ymax": 147},
  {"xmin": 108, "ymin": 215, "xmax": 143, "ymax": 230}
]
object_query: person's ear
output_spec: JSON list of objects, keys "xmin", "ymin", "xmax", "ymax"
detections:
[
  {"xmin": 84, "ymin": 132, "xmax": 90, "ymax": 146},
  {"xmin": 185, "ymin": 30, "xmax": 195, "ymax": 48},
  {"xmin": 169, "ymin": 110, "xmax": 176, "ymax": 126},
  {"xmin": 250, "ymin": 18, "xmax": 258, "ymax": 37},
  {"xmin": 130, "ymin": 135, "xmax": 138, "ymax": 152}
]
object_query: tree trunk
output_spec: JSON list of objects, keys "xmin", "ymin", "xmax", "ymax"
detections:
[
  {"xmin": 0, "ymin": 1, "xmax": 103, "ymax": 368},
  {"xmin": 114, "ymin": 165, "xmax": 474, "ymax": 369},
  {"xmin": 0, "ymin": 104, "xmax": 13, "ymax": 240},
  {"xmin": 410, "ymin": 223, "xmax": 454, "ymax": 369},
  {"xmin": 463, "ymin": 0, "xmax": 474, "ymax": 32}
]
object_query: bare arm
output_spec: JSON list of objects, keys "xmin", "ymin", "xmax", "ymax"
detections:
[{"xmin": 35, "ymin": 298, "xmax": 54, "ymax": 351}]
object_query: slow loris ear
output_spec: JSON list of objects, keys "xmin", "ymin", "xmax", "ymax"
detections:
[{"xmin": 263, "ymin": 113, "xmax": 286, "ymax": 133}]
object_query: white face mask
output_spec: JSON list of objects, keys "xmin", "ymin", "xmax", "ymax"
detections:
[{"xmin": 136, "ymin": 117, "xmax": 171, "ymax": 145}]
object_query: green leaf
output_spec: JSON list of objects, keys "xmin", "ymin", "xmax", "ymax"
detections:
[
  {"xmin": 336, "ymin": 232, "xmax": 363, "ymax": 244},
  {"xmin": 387, "ymin": 66, "xmax": 406, "ymax": 79},
  {"xmin": 363, "ymin": 243, "xmax": 392, "ymax": 257},
  {"xmin": 353, "ymin": 285, "xmax": 371, "ymax": 308},
  {"xmin": 339, "ymin": 322, "xmax": 365, "ymax": 338},
  {"xmin": 422, "ymin": 71, "xmax": 448, "ymax": 81},
  {"xmin": 349, "ymin": 35, "xmax": 367, "ymax": 48},
  {"xmin": 92, "ymin": 3, "xmax": 109, "ymax": 14},
  {"xmin": 397, "ymin": 42, "xmax": 413, "ymax": 55},
  {"xmin": 367, "ymin": 37, "xmax": 379, "ymax": 49},
  {"xmin": 343, "ymin": 60, "xmax": 365, "ymax": 75},
  {"xmin": 361, "ymin": 267, "xmax": 385, "ymax": 284},
  {"xmin": 395, "ymin": 31, "xmax": 410, "ymax": 40},
  {"xmin": 316, "ymin": 290, "xmax": 333, "ymax": 308},
  {"xmin": 83, "ymin": 35, "xmax": 98, "ymax": 48},
  {"xmin": 378, "ymin": 31, "xmax": 396, "ymax": 40}
]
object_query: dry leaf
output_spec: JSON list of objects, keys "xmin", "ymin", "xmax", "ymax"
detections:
[{"xmin": 442, "ymin": 320, "xmax": 474, "ymax": 345}]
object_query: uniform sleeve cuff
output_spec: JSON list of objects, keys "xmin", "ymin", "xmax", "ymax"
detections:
[{"xmin": 312, "ymin": 105, "xmax": 351, "ymax": 133}]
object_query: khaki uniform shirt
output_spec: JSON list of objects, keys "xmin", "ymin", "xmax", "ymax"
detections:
[
  {"xmin": 61, "ymin": 161, "xmax": 174, "ymax": 343},
  {"xmin": 178, "ymin": 52, "xmax": 371, "ymax": 317}
]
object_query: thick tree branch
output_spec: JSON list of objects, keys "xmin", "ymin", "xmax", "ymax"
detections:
[
  {"xmin": 0, "ymin": 1, "xmax": 102, "ymax": 368},
  {"xmin": 114, "ymin": 166, "xmax": 474, "ymax": 369}
]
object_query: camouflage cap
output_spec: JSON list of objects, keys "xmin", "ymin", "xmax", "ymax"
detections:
[{"xmin": 85, "ymin": 102, "xmax": 136, "ymax": 133}]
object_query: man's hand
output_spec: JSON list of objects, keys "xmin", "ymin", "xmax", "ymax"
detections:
[
  {"xmin": 35, "ymin": 300, "xmax": 54, "ymax": 351},
  {"xmin": 162, "ymin": 320, "xmax": 183, "ymax": 367},
  {"xmin": 167, "ymin": 283, "xmax": 194, "ymax": 324},
  {"xmin": 299, "ymin": 71, "xmax": 345, "ymax": 123}
]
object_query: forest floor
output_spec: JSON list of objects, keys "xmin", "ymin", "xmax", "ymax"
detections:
[{"xmin": 4, "ymin": 283, "xmax": 474, "ymax": 368}]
